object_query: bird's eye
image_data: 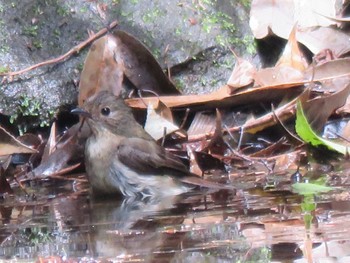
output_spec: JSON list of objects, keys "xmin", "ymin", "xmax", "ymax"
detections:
[{"xmin": 101, "ymin": 107, "xmax": 110, "ymax": 116}]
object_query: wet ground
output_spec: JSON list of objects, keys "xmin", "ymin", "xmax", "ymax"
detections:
[{"xmin": 1, "ymin": 169, "xmax": 350, "ymax": 262}]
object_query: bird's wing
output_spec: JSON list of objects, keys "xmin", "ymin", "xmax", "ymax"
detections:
[{"xmin": 116, "ymin": 137, "xmax": 188, "ymax": 176}]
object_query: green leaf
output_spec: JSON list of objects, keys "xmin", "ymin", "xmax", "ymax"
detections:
[
  {"xmin": 292, "ymin": 182, "xmax": 333, "ymax": 195},
  {"xmin": 295, "ymin": 100, "xmax": 349, "ymax": 155}
]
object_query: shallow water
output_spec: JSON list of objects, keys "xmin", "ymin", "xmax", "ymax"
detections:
[{"xmin": 1, "ymin": 171, "xmax": 350, "ymax": 262}]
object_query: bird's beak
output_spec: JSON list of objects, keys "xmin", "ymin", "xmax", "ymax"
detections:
[{"xmin": 71, "ymin": 107, "xmax": 92, "ymax": 118}]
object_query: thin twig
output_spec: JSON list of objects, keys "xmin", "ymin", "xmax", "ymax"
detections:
[{"xmin": 1, "ymin": 20, "xmax": 119, "ymax": 79}]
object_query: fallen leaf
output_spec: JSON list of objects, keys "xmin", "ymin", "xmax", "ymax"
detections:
[
  {"xmin": 303, "ymin": 82, "xmax": 350, "ymax": 132},
  {"xmin": 113, "ymin": 31, "xmax": 179, "ymax": 96},
  {"xmin": 297, "ymin": 26, "xmax": 350, "ymax": 57},
  {"xmin": 126, "ymin": 83, "xmax": 304, "ymax": 110},
  {"xmin": 254, "ymin": 66, "xmax": 304, "ymax": 87},
  {"xmin": 304, "ymin": 58, "xmax": 350, "ymax": 81},
  {"xmin": 32, "ymin": 134, "xmax": 82, "ymax": 178},
  {"xmin": 79, "ymin": 31, "xmax": 179, "ymax": 105},
  {"xmin": 227, "ymin": 55, "xmax": 256, "ymax": 93},
  {"xmin": 276, "ymin": 25, "xmax": 308, "ymax": 71},
  {"xmin": 144, "ymin": 102, "xmax": 179, "ymax": 140},
  {"xmin": 78, "ymin": 34, "xmax": 124, "ymax": 106},
  {"xmin": 250, "ymin": 0, "xmax": 337, "ymax": 39},
  {"xmin": 41, "ymin": 122, "xmax": 57, "ymax": 163},
  {"xmin": 0, "ymin": 126, "xmax": 37, "ymax": 156}
]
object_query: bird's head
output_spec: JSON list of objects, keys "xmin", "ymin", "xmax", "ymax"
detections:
[{"xmin": 72, "ymin": 91, "xmax": 135, "ymax": 135}]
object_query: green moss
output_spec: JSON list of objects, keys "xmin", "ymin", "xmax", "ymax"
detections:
[
  {"xmin": 243, "ymin": 35, "xmax": 256, "ymax": 55},
  {"xmin": 175, "ymin": 27, "xmax": 182, "ymax": 36},
  {"xmin": 23, "ymin": 25, "xmax": 39, "ymax": 37},
  {"xmin": 79, "ymin": 6, "xmax": 88, "ymax": 13},
  {"xmin": 0, "ymin": 44, "xmax": 9, "ymax": 53},
  {"xmin": 77, "ymin": 62, "xmax": 84, "ymax": 71},
  {"xmin": 0, "ymin": 66, "xmax": 9, "ymax": 74},
  {"xmin": 142, "ymin": 8, "xmax": 162, "ymax": 23},
  {"xmin": 53, "ymin": 28, "xmax": 60, "ymax": 38},
  {"xmin": 240, "ymin": 0, "xmax": 251, "ymax": 9},
  {"xmin": 56, "ymin": 5, "xmax": 69, "ymax": 16},
  {"xmin": 10, "ymin": 95, "xmax": 56, "ymax": 134},
  {"xmin": 32, "ymin": 40, "xmax": 43, "ymax": 49},
  {"xmin": 173, "ymin": 78, "xmax": 186, "ymax": 91}
]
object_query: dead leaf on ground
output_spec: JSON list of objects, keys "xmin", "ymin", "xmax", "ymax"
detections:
[
  {"xmin": 227, "ymin": 54, "xmax": 256, "ymax": 93},
  {"xmin": 31, "ymin": 133, "xmax": 82, "ymax": 179},
  {"xmin": 303, "ymin": 82, "xmax": 350, "ymax": 132},
  {"xmin": 79, "ymin": 30, "xmax": 179, "ymax": 106},
  {"xmin": 41, "ymin": 122, "xmax": 57, "ymax": 163},
  {"xmin": 113, "ymin": 31, "xmax": 179, "ymax": 96},
  {"xmin": 249, "ymin": 0, "xmax": 336, "ymax": 40},
  {"xmin": 126, "ymin": 82, "xmax": 304, "ymax": 110},
  {"xmin": 276, "ymin": 25, "xmax": 308, "ymax": 71},
  {"xmin": 297, "ymin": 26, "xmax": 350, "ymax": 57},
  {"xmin": 304, "ymin": 58, "xmax": 350, "ymax": 81},
  {"xmin": 144, "ymin": 101, "xmax": 179, "ymax": 140},
  {"xmin": 78, "ymin": 33, "xmax": 124, "ymax": 106},
  {"xmin": 0, "ymin": 126, "xmax": 37, "ymax": 156},
  {"xmin": 254, "ymin": 66, "xmax": 304, "ymax": 87}
]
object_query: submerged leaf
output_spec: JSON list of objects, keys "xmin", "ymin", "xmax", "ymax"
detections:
[{"xmin": 292, "ymin": 182, "xmax": 333, "ymax": 195}]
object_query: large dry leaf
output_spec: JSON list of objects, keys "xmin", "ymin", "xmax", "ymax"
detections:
[
  {"xmin": 78, "ymin": 34, "xmax": 124, "ymax": 106},
  {"xmin": 187, "ymin": 112, "xmax": 216, "ymax": 138},
  {"xmin": 144, "ymin": 102, "xmax": 179, "ymax": 140},
  {"xmin": 79, "ymin": 31, "xmax": 179, "ymax": 105},
  {"xmin": 227, "ymin": 56, "xmax": 256, "ymax": 93},
  {"xmin": 113, "ymin": 31, "xmax": 179, "ymax": 96},
  {"xmin": 276, "ymin": 25, "xmax": 308, "ymax": 71},
  {"xmin": 254, "ymin": 66, "xmax": 304, "ymax": 87},
  {"xmin": 303, "ymin": 82, "xmax": 350, "ymax": 133},
  {"xmin": 304, "ymin": 58, "xmax": 350, "ymax": 81},
  {"xmin": 41, "ymin": 122, "xmax": 57, "ymax": 163},
  {"xmin": 32, "ymin": 134, "xmax": 81, "ymax": 178},
  {"xmin": 0, "ymin": 126, "xmax": 37, "ymax": 156},
  {"xmin": 126, "ymin": 83, "xmax": 304, "ymax": 110},
  {"xmin": 250, "ymin": 0, "xmax": 336, "ymax": 39},
  {"xmin": 297, "ymin": 26, "xmax": 350, "ymax": 57}
]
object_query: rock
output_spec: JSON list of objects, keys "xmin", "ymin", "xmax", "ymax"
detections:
[{"xmin": 0, "ymin": 0, "xmax": 256, "ymax": 132}]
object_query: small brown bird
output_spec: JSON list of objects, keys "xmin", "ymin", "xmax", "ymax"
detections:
[{"xmin": 72, "ymin": 91, "xmax": 230, "ymax": 197}]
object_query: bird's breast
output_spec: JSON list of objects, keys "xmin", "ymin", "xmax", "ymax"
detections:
[{"xmin": 85, "ymin": 132, "xmax": 123, "ymax": 195}]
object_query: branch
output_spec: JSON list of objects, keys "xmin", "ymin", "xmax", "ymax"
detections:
[{"xmin": 1, "ymin": 20, "xmax": 118, "ymax": 79}]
